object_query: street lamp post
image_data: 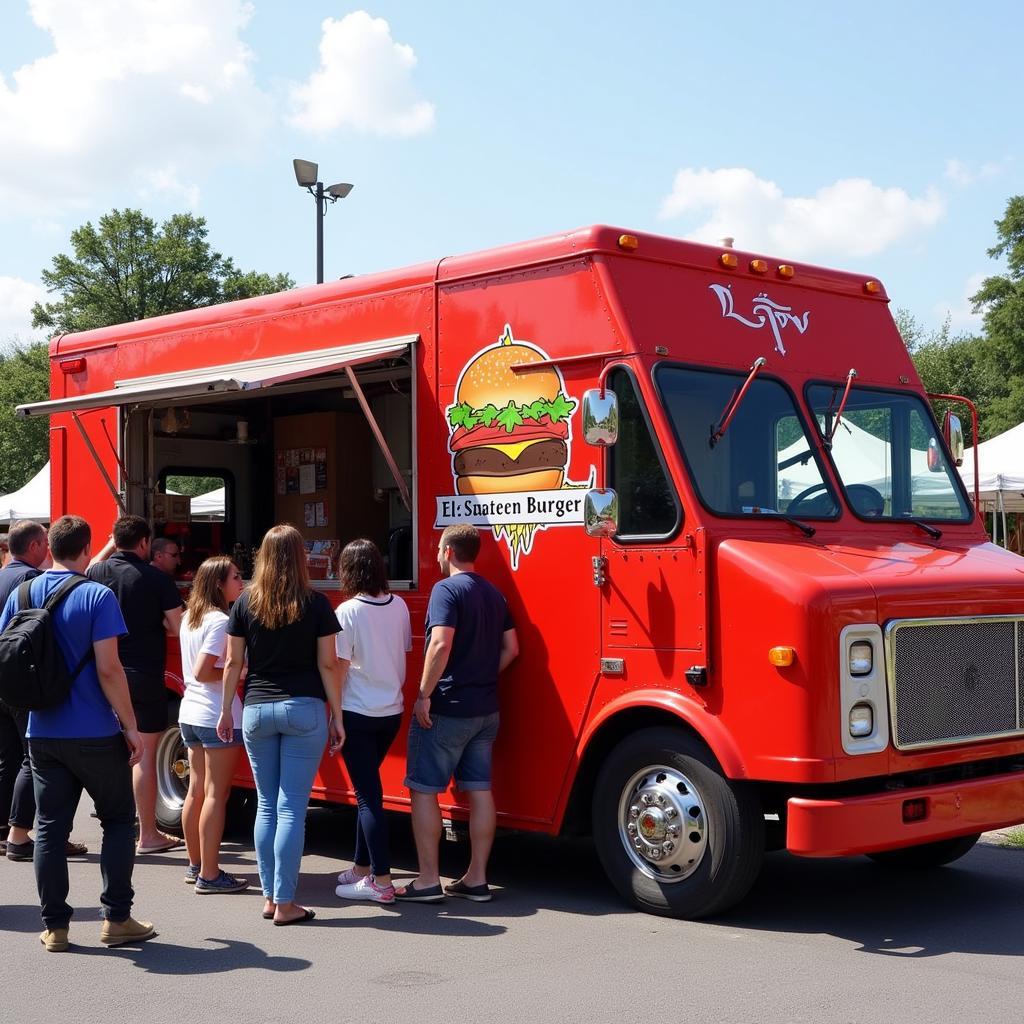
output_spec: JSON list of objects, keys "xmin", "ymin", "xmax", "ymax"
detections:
[{"xmin": 293, "ymin": 159, "xmax": 354, "ymax": 284}]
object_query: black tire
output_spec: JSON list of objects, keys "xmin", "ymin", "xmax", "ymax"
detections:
[
  {"xmin": 867, "ymin": 833, "xmax": 981, "ymax": 868},
  {"xmin": 592, "ymin": 726, "xmax": 764, "ymax": 919},
  {"xmin": 154, "ymin": 700, "xmax": 187, "ymax": 836}
]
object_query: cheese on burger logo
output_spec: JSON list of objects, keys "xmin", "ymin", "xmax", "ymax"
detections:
[{"xmin": 435, "ymin": 324, "xmax": 594, "ymax": 568}]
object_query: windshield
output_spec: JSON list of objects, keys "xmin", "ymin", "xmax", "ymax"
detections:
[
  {"xmin": 806, "ymin": 384, "xmax": 971, "ymax": 522},
  {"xmin": 656, "ymin": 366, "xmax": 839, "ymax": 519}
]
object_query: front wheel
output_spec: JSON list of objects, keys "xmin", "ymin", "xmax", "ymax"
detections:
[
  {"xmin": 154, "ymin": 705, "xmax": 188, "ymax": 835},
  {"xmin": 866, "ymin": 833, "xmax": 981, "ymax": 868},
  {"xmin": 592, "ymin": 727, "xmax": 764, "ymax": 919}
]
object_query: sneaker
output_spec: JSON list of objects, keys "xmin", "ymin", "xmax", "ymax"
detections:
[
  {"xmin": 335, "ymin": 875, "xmax": 396, "ymax": 904},
  {"xmin": 184, "ymin": 864, "xmax": 200, "ymax": 885},
  {"xmin": 336, "ymin": 866, "xmax": 370, "ymax": 886},
  {"xmin": 195, "ymin": 870, "xmax": 249, "ymax": 894},
  {"xmin": 100, "ymin": 917, "xmax": 157, "ymax": 946},
  {"xmin": 6, "ymin": 838, "xmax": 87, "ymax": 861},
  {"xmin": 39, "ymin": 927, "xmax": 69, "ymax": 953}
]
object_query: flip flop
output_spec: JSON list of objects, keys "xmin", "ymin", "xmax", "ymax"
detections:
[
  {"xmin": 273, "ymin": 908, "xmax": 316, "ymax": 926},
  {"xmin": 443, "ymin": 879, "xmax": 492, "ymax": 902},
  {"xmin": 136, "ymin": 837, "xmax": 183, "ymax": 855},
  {"xmin": 393, "ymin": 882, "xmax": 445, "ymax": 903}
]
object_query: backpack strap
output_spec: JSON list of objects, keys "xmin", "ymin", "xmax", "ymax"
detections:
[
  {"xmin": 16, "ymin": 579, "xmax": 34, "ymax": 612},
  {"xmin": 37, "ymin": 576, "xmax": 97, "ymax": 681}
]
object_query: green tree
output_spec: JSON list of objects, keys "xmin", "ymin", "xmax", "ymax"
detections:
[
  {"xmin": 0, "ymin": 342, "xmax": 50, "ymax": 494},
  {"xmin": 31, "ymin": 209, "xmax": 294, "ymax": 334},
  {"xmin": 971, "ymin": 195, "xmax": 1024, "ymax": 377}
]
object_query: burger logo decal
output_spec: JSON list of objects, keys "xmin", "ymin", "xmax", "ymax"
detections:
[{"xmin": 435, "ymin": 324, "xmax": 595, "ymax": 568}]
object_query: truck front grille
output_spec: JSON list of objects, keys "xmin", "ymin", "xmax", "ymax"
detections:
[{"xmin": 886, "ymin": 617, "xmax": 1024, "ymax": 750}]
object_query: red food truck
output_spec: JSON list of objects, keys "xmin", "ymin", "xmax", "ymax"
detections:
[{"xmin": 19, "ymin": 225, "xmax": 1024, "ymax": 918}]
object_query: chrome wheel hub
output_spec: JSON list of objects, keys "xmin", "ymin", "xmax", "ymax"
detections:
[{"xmin": 618, "ymin": 765, "xmax": 708, "ymax": 882}]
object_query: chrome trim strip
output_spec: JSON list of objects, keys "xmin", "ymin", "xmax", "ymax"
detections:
[{"xmin": 885, "ymin": 614, "xmax": 1024, "ymax": 752}]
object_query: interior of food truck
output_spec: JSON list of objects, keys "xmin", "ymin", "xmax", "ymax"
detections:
[{"xmin": 119, "ymin": 355, "xmax": 415, "ymax": 588}]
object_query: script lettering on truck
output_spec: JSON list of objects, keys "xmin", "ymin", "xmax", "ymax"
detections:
[{"xmin": 435, "ymin": 324, "xmax": 594, "ymax": 568}]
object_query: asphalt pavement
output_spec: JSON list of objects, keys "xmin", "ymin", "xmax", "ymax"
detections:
[{"xmin": 2, "ymin": 801, "xmax": 1023, "ymax": 1024}]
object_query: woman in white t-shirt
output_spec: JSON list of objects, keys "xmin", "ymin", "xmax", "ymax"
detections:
[
  {"xmin": 178, "ymin": 556, "xmax": 246, "ymax": 894},
  {"xmin": 333, "ymin": 539, "xmax": 411, "ymax": 905}
]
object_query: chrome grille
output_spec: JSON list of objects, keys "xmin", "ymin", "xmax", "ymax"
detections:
[{"xmin": 886, "ymin": 617, "xmax": 1023, "ymax": 750}]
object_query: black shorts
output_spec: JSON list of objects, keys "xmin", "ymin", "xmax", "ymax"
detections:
[{"xmin": 124, "ymin": 671, "xmax": 168, "ymax": 734}]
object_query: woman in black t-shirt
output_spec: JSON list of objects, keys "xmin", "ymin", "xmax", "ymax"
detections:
[{"xmin": 217, "ymin": 524, "xmax": 342, "ymax": 925}]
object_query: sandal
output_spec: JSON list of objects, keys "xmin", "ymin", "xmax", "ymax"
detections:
[
  {"xmin": 273, "ymin": 908, "xmax": 316, "ymax": 926},
  {"xmin": 393, "ymin": 882, "xmax": 445, "ymax": 903},
  {"xmin": 444, "ymin": 879, "xmax": 492, "ymax": 902}
]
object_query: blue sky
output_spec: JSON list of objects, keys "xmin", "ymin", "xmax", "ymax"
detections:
[{"xmin": 0, "ymin": 1, "xmax": 1020, "ymax": 347}]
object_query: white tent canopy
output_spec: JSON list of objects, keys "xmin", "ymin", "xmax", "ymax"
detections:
[
  {"xmin": 959, "ymin": 421, "xmax": 1024, "ymax": 513},
  {"xmin": 0, "ymin": 463, "xmax": 50, "ymax": 525}
]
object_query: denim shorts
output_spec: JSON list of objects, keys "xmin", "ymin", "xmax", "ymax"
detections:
[
  {"xmin": 404, "ymin": 712, "xmax": 499, "ymax": 793},
  {"xmin": 180, "ymin": 722, "xmax": 242, "ymax": 749}
]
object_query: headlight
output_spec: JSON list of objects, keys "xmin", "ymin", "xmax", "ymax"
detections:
[
  {"xmin": 849, "ymin": 640, "xmax": 873, "ymax": 676},
  {"xmin": 849, "ymin": 703, "xmax": 874, "ymax": 737}
]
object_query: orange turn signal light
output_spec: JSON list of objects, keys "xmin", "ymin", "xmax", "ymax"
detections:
[
  {"xmin": 618, "ymin": 234, "xmax": 639, "ymax": 251},
  {"xmin": 750, "ymin": 259, "xmax": 768, "ymax": 274},
  {"xmin": 768, "ymin": 646, "xmax": 796, "ymax": 667},
  {"xmin": 720, "ymin": 252, "xmax": 739, "ymax": 268},
  {"xmin": 777, "ymin": 265, "xmax": 795, "ymax": 279},
  {"xmin": 864, "ymin": 279, "xmax": 881, "ymax": 294}
]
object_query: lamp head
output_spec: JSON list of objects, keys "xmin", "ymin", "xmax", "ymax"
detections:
[
  {"xmin": 326, "ymin": 182, "xmax": 353, "ymax": 200},
  {"xmin": 293, "ymin": 159, "xmax": 319, "ymax": 187}
]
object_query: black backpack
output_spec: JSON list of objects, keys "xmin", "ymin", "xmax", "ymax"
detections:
[{"xmin": 0, "ymin": 576, "xmax": 96, "ymax": 711}]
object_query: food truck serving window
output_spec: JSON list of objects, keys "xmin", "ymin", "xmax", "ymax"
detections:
[
  {"xmin": 656, "ymin": 365, "xmax": 840, "ymax": 520},
  {"xmin": 98, "ymin": 338, "xmax": 419, "ymax": 589},
  {"xmin": 806, "ymin": 383, "xmax": 972, "ymax": 523}
]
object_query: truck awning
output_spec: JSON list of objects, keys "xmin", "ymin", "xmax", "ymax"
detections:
[{"xmin": 16, "ymin": 335, "xmax": 416, "ymax": 418}]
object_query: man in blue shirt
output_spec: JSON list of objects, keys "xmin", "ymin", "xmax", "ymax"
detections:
[
  {"xmin": 397, "ymin": 524, "xmax": 518, "ymax": 903},
  {"xmin": 0, "ymin": 520, "xmax": 90, "ymax": 861},
  {"xmin": 0, "ymin": 515, "xmax": 157, "ymax": 952}
]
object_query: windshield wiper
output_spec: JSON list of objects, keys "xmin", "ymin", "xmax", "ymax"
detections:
[
  {"xmin": 777, "ymin": 514, "xmax": 816, "ymax": 538},
  {"xmin": 710, "ymin": 356, "xmax": 766, "ymax": 447},
  {"xmin": 904, "ymin": 517, "xmax": 942, "ymax": 540}
]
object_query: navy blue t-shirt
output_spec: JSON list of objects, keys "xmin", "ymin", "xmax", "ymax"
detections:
[
  {"xmin": 424, "ymin": 572, "xmax": 513, "ymax": 718},
  {"xmin": 0, "ymin": 558, "xmax": 41, "ymax": 611}
]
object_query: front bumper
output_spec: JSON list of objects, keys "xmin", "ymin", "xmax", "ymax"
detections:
[{"xmin": 786, "ymin": 769, "xmax": 1024, "ymax": 857}]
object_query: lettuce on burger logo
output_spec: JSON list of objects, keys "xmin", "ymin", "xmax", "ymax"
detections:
[{"xmin": 435, "ymin": 324, "xmax": 594, "ymax": 569}]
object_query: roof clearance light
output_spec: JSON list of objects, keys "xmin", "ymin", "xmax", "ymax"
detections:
[
  {"xmin": 720, "ymin": 252, "xmax": 739, "ymax": 269},
  {"xmin": 750, "ymin": 259, "xmax": 768, "ymax": 274},
  {"xmin": 768, "ymin": 646, "xmax": 796, "ymax": 667},
  {"xmin": 777, "ymin": 265, "xmax": 795, "ymax": 279},
  {"xmin": 617, "ymin": 234, "xmax": 639, "ymax": 251},
  {"xmin": 864, "ymin": 280, "xmax": 881, "ymax": 294},
  {"xmin": 60, "ymin": 358, "xmax": 86, "ymax": 374}
]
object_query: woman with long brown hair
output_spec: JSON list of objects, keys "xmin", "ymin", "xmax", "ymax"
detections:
[
  {"xmin": 216, "ymin": 525, "xmax": 342, "ymax": 925},
  {"xmin": 178, "ymin": 556, "xmax": 247, "ymax": 893}
]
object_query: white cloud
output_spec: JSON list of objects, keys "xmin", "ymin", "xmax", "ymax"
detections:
[
  {"xmin": 0, "ymin": 276, "xmax": 47, "ymax": 344},
  {"xmin": 141, "ymin": 168, "xmax": 202, "ymax": 210},
  {"xmin": 944, "ymin": 157, "xmax": 1009, "ymax": 187},
  {"xmin": 659, "ymin": 167, "xmax": 945, "ymax": 259},
  {"xmin": 289, "ymin": 11, "xmax": 435, "ymax": 137},
  {"xmin": 0, "ymin": 0, "xmax": 273, "ymax": 214},
  {"xmin": 935, "ymin": 271, "xmax": 987, "ymax": 332}
]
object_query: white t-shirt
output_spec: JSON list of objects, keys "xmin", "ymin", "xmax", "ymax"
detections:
[
  {"xmin": 335, "ymin": 594, "xmax": 412, "ymax": 717},
  {"xmin": 178, "ymin": 608, "xmax": 242, "ymax": 728}
]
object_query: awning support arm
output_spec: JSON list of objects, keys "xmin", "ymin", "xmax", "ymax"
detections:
[
  {"xmin": 343, "ymin": 366, "xmax": 412, "ymax": 513},
  {"xmin": 72, "ymin": 412, "xmax": 127, "ymax": 514}
]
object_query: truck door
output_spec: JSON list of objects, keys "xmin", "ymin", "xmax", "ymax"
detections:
[{"xmin": 600, "ymin": 367, "xmax": 708, "ymax": 686}]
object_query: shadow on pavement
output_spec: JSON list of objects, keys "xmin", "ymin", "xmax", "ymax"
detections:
[
  {"xmin": 74, "ymin": 936, "xmax": 311, "ymax": 974},
  {"xmin": 716, "ymin": 843, "xmax": 1024, "ymax": 958}
]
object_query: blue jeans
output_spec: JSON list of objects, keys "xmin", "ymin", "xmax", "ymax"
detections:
[{"xmin": 242, "ymin": 698, "xmax": 327, "ymax": 904}]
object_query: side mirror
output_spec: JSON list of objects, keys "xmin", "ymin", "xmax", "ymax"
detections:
[
  {"xmin": 584, "ymin": 488, "xmax": 619, "ymax": 538},
  {"xmin": 582, "ymin": 389, "xmax": 618, "ymax": 446},
  {"xmin": 942, "ymin": 411, "xmax": 964, "ymax": 467}
]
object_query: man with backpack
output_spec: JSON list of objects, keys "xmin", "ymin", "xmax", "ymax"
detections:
[
  {"xmin": 0, "ymin": 515, "xmax": 156, "ymax": 952},
  {"xmin": 0, "ymin": 519, "xmax": 88, "ymax": 861}
]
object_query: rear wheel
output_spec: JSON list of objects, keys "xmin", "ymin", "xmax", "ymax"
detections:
[
  {"xmin": 867, "ymin": 833, "xmax": 981, "ymax": 868},
  {"xmin": 154, "ymin": 703, "xmax": 188, "ymax": 835},
  {"xmin": 592, "ymin": 727, "xmax": 764, "ymax": 919}
]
